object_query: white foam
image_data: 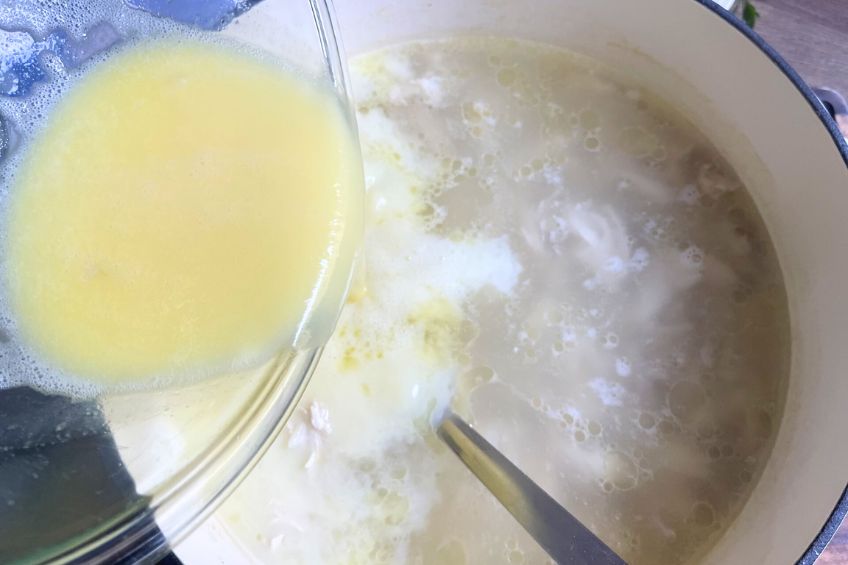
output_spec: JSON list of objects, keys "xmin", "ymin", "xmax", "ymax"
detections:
[
  {"xmin": 615, "ymin": 357, "xmax": 632, "ymax": 377},
  {"xmin": 416, "ymin": 75, "xmax": 446, "ymax": 107},
  {"xmin": 589, "ymin": 377, "xmax": 626, "ymax": 407}
]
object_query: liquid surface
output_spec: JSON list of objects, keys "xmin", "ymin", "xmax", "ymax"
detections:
[
  {"xmin": 4, "ymin": 41, "xmax": 361, "ymax": 387},
  {"xmin": 193, "ymin": 37, "xmax": 789, "ymax": 564}
]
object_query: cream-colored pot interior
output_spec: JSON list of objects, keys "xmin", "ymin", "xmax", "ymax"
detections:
[{"xmin": 180, "ymin": 0, "xmax": 848, "ymax": 562}]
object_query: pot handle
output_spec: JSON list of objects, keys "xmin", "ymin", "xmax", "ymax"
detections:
[{"xmin": 814, "ymin": 87, "xmax": 848, "ymax": 140}]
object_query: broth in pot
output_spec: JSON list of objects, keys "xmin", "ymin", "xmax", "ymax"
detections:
[{"xmin": 204, "ymin": 37, "xmax": 789, "ymax": 565}]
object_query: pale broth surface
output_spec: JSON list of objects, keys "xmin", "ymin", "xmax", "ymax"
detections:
[{"xmin": 207, "ymin": 37, "xmax": 789, "ymax": 565}]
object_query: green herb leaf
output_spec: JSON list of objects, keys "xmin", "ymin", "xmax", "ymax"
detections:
[{"xmin": 742, "ymin": 1, "xmax": 760, "ymax": 28}]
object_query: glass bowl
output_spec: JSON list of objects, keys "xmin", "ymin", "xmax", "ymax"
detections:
[{"xmin": 0, "ymin": 0, "xmax": 357, "ymax": 562}]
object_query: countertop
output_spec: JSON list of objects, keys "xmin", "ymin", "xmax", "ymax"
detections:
[
  {"xmin": 754, "ymin": 0, "xmax": 848, "ymax": 101},
  {"xmin": 752, "ymin": 1, "xmax": 848, "ymax": 562}
]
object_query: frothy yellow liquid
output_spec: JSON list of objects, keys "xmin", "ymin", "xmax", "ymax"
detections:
[{"xmin": 6, "ymin": 42, "xmax": 362, "ymax": 386}]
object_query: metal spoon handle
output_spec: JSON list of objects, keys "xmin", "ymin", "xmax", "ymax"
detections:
[{"xmin": 437, "ymin": 411, "xmax": 626, "ymax": 565}]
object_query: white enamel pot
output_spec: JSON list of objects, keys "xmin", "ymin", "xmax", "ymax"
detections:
[{"xmin": 179, "ymin": 1, "xmax": 848, "ymax": 563}]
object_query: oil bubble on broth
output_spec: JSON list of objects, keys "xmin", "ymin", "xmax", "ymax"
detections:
[{"xmin": 206, "ymin": 37, "xmax": 789, "ymax": 565}]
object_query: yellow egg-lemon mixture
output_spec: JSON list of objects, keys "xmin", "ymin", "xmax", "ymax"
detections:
[{"xmin": 4, "ymin": 41, "xmax": 362, "ymax": 389}]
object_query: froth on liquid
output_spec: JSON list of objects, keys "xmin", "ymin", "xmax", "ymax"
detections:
[{"xmin": 4, "ymin": 41, "xmax": 362, "ymax": 388}]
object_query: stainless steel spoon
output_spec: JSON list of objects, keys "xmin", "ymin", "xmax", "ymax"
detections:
[{"xmin": 437, "ymin": 410, "xmax": 627, "ymax": 565}]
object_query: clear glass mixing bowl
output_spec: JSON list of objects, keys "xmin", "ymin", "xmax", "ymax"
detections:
[{"xmin": 0, "ymin": 1, "xmax": 357, "ymax": 562}]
